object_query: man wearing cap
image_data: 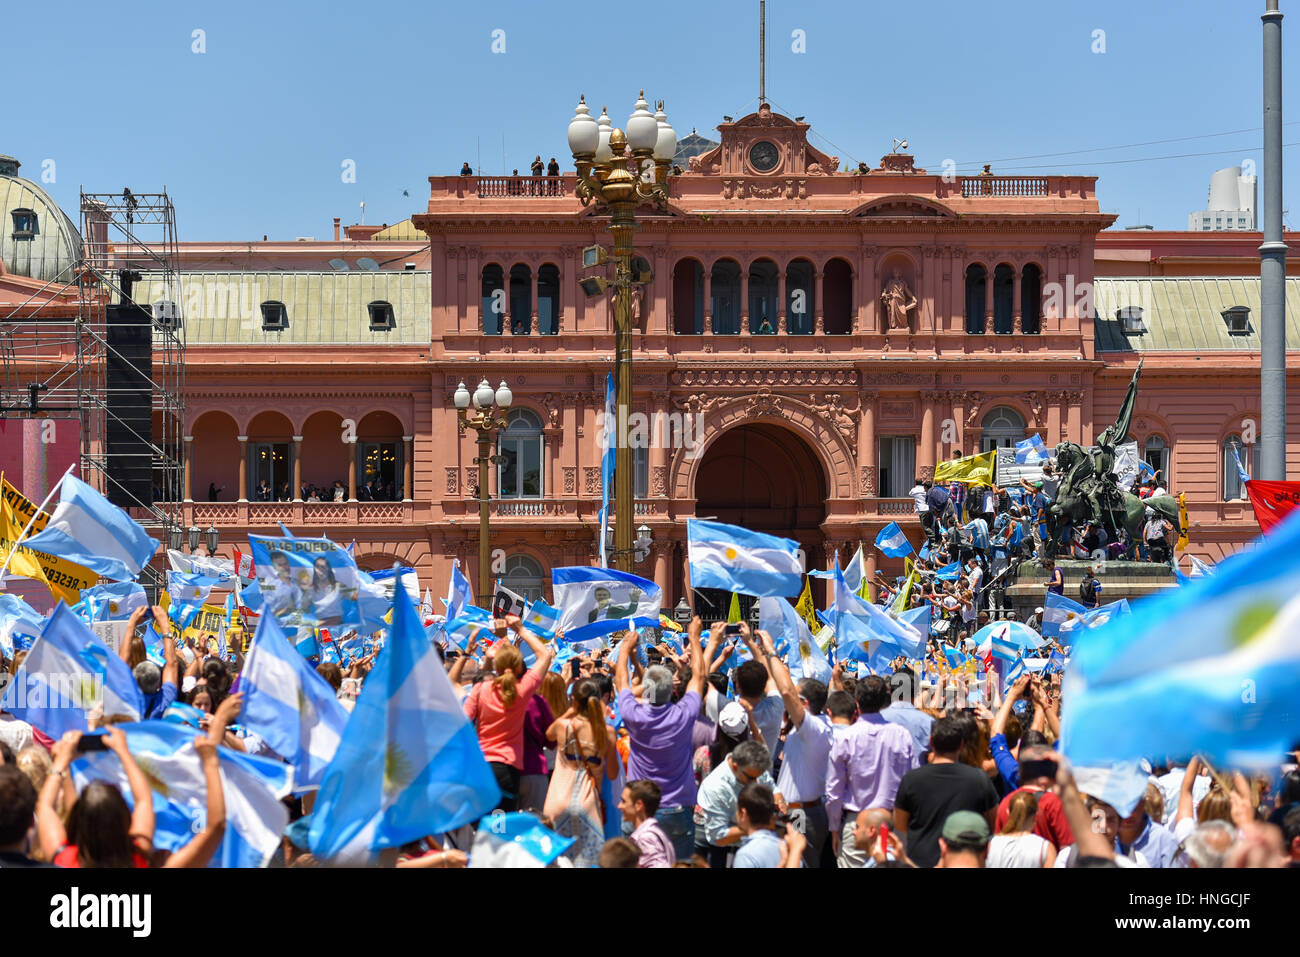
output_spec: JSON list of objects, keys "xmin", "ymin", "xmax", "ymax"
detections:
[
  {"xmin": 937, "ymin": 811, "xmax": 991, "ymax": 868},
  {"xmin": 1026, "ymin": 606, "xmax": 1043, "ymax": 633}
]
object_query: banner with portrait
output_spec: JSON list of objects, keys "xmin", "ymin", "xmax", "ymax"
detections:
[{"xmin": 248, "ymin": 535, "xmax": 378, "ymax": 636}]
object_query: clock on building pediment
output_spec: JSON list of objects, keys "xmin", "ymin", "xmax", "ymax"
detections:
[{"xmin": 685, "ymin": 102, "xmax": 839, "ymax": 176}]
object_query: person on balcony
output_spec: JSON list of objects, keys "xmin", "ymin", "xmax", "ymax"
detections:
[
  {"xmin": 460, "ymin": 162, "xmax": 473, "ymax": 176},
  {"xmin": 207, "ymin": 482, "xmax": 223, "ymax": 501},
  {"xmin": 332, "ymin": 480, "xmax": 346, "ymax": 502},
  {"xmin": 547, "ymin": 157, "xmax": 560, "ymax": 194}
]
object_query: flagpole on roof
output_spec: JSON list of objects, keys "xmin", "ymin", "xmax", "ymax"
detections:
[{"xmin": 0, "ymin": 462, "xmax": 77, "ymax": 583}]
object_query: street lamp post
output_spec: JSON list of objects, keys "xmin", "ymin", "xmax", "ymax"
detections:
[
  {"xmin": 569, "ymin": 92, "xmax": 676, "ymax": 572},
  {"xmin": 454, "ymin": 378, "xmax": 512, "ymax": 607}
]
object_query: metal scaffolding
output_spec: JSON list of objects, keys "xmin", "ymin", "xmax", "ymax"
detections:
[{"xmin": 0, "ymin": 188, "xmax": 185, "ymax": 590}]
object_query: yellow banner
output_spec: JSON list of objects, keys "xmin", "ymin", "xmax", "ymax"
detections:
[
  {"xmin": 795, "ymin": 577, "xmax": 818, "ymax": 634},
  {"xmin": 934, "ymin": 450, "xmax": 996, "ymax": 486},
  {"xmin": 0, "ymin": 477, "xmax": 97, "ymax": 604},
  {"xmin": 1176, "ymin": 492, "xmax": 1189, "ymax": 551}
]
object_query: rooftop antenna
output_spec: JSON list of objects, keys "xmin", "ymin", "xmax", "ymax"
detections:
[
  {"xmin": 359, "ymin": 200, "xmax": 366, "ymax": 226},
  {"xmin": 759, "ymin": 0, "xmax": 766, "ymax": 105}
]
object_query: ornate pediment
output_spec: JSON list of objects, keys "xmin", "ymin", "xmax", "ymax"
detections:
[
  {"xmin": 685, "ymin": 102, "xmax": 839, "ymax": 177},
  {"xmin": 851, "ymin": 195, "xmax": 958, "ymax": 220}
]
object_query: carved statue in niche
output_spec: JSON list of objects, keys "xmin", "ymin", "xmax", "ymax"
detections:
[
  {"xmin": 880, "ymin": 267, "xmax": 917, "ymax": 331},
  {"xmin": 809, "ymin": 392, "xmax": 859, "ymax": 447}
]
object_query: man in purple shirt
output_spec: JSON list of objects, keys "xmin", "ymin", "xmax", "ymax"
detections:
[
  {"xmin": 615, "ymin": 617, "xmax": 721, "ymax": 862},
  {"xmin": 825, "ymin": 674, "xmax": 915, "ymax": 868}
]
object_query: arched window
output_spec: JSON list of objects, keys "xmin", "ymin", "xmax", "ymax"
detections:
[
  {"xmin": 498, "ymin": 409, "xmax": 544, "ymax": 498},
  {"xmin": 508, "ymin": 264, "xmax": 532, "ymax": 335},
  {"xmin": 786, "ymin": 259, "xmax": 815, "ymax": 335},
  {"xmin": 537, "ymin": 263, "xmax": 560, "ymax": 335},
  {"xmin": 823, "ymin": 258, "xmax": 853, "ymax": 335},
  {"xmin": 1223, "ymin": 434, "xmax": 1259, "ymax": 501},
  {"xmin": 710, "ymin": 259, "xmax": 742, "ymax": 334},
  {"xmin": 965, "ymin": 264, "xmax": 987, "ymax": 334},
  {"xmin": 980, "ymin": 406, "xmax": 1026, "ymax": 453},
  {"xmin": 1143, "ymin": 434, "xmax": 1169, "ymax": 486},
  {"xmin": 993, "ymin": 264, "xmax": 1015, "ymax": 334},
  {"xmin": 481, "ymin": 264, "xmax": 505, "ymax": 335},
  {"xmin": 672, "ymin": 258, "xmax": 704, "ymax": 334},
  {"xmin": 748, "ymin": 259, "xmax": 779, "ymax": 334},
  {"xmin": 1021, "ymin": 263, "xmax": 1042, "ymax": 334},
  {"xmin": 501, "ymin": 554, "xmax": 545, "ymax": 603}
]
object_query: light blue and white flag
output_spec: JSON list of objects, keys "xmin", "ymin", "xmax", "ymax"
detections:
[
  {"xmin": 598, "ymin": 372, "xmax": 616, "ymax": 569},
  {"xmin": 308, "ymin": 589, "xmax": 500, "ymax": 861},
  {"xmin": 1, "ymin": 602, "xmax": 143, "ymax": 736},
  {"xmin": 368, "ymin": 566, "xmax": 421, "ymax": 607},
  {"xmin": 19, "ymin": 475, "xmax": 158, "ymax": 581},
  {"xmin": 469, "ymin": 812, "xmax": 576, "ymax": 868},
  {"xmin": 843, "ymin": 546, "xmax": 867, "ymax": 593},
  {"xmin": 1001, "ymin": 654, "xmax": 1027, "ymax": 692},
  {"xmin": 69, "ymin": 720, "xmax": 293, "ymax": 867},
  {"xmin": 0, "ymin": 593, "xmax": 46, "ymax": 658},
  {"xmin": 1071, "ymin": 761, "xmax": 1152, "ymax": 817},
  {"xmin": 963, "ymin": 518, "xmax": 990, "ymax": 551},
  {"xmin": 522, "ymin": 599, "xmax": 560, "ymax": 640},
  {"xmin": 80, "ymin": 582, "xmax": 147, "ymax": 623},
  {"xmin": 249, "ymin": 534, "xmax": 388, "ymax": 635},
  {"xmin": 1042, "ymin": 591, "xmax": 1088, "ymax": 638},
  {"xmin": 1061, "ymin": 507, "xmax": 1300, "ymax": 767},
  {"xmin": 988, "ymin": 626, "xmax": 1021, "ymax": 663},
  {"xmin": 687, "ymin": 518, "xmax": 802, "ymax": 598},
  {"xmin": 832, "ymin": 560, "xmax": 923, "ymax": 671},
  {"xmin": 759, "ymin": 596, "xmax": 831, "ymax": 685},
  {"xmin": 239, "ymin": 611, "xmax": 349, "ymax": 790},
  {"xmin": 1231, "ymin": 442, "xmax": 1251, "ymax": 486},
  {"xmin": 894, "ymin": 605, "xmax": 932, "ymax": 659},
  {"xmin": 1185, "ymin": 554, "xmax": 1215, "ymax": 578},
  {"xmin": 973, "ymin": 619, "xmax": 1045, "ymax": 658},
  {"xmin": 444, "ymin": 558, "xmax": 473, "ymax": 621},
  {"xmin": 934, "ymin": 561, "xmax": 962, "ymax": 581},
  {"xmin": 942, "ymin": 644, "xmax": 968, "ymax": 670},
  {"xmin": 874, "ymin": 523, "xmax": 913, "ymax": 559},
  {"xmin": 551, "ymin": 566, "xmax": 661, "ymax": 647},
  {"xmin": 1015, "ymin": 434, "xmax": 1050, "ymax": 465},
  {"xmin": 1044, "ymin": 648, "xmax": 1068, "ymax": 675},
  {"xmin": 168, "ymin": 571, "xmax": 214, "ymax": 606}
]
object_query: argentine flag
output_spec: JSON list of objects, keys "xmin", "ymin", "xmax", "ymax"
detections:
[
  {"xmin": 522, "ymin": 599, "xmax": 561, "ymax": 640},
  {"xmin": 874, "ymin": 522, "xmax": 914, "ymax": 558},
  {"xmin": 843, "ymin": 546, "xmax": 867, "ymax": 594},
  {"xmin": 1071, "ymin": 761, "xmax": 1152, "ymax": 817},
  {"xmin": 168, "ymin": 571, "xmax": 214, "ymax": 605},
  {"xmin": 20, "ymin": 474, "xmax": 158, "ymax": 581},
  {"xmin": 81, "ymin": 582, "xmax": 147, "ymax": 623},
  {"xmin": 832, "ymin": 560, "xmax": 924, "ymax": 671},
  {"xmin": 687, "ymin": 518, "xmax": 802, "ymax": 598},
  {"xmin": 0, "ymin": 593, "xmax": 48, "ymax": 658},
  {"xmin": 1042, "ymin": 591, "xmax": 1087, "ymax": 638},
  {"xmin": 759, "ymin": 596, "xmax": 831, "ymax": 685},
  {"xmin": 1001, "ymin": 654, "xmax": 1027, "ymax": 692},
  {"xmin": 1061, "ymin": 506, "xmax": 1300, "ymax": 767},
  {"xmin": 894, "ymin": 604, "xmax": 931, "ymax": 659},
  {"xmin": 934, "ymin": 561, "xmax": 962, "ymax": 581},
  {"xmin": 1015, "ymin": 434, "xmax": 1049, "ymax": 465},
  {"xmin": 552, "ymin": 566, "xmax": 661, "ymax": 646},
  {"xmin": 69, "ymin": 720, "xmax": 293, "ymax": 867},
  {"xmin": 444, "ymin": 558, "xmax": 473, "ymax": 621},
  {"xmin": 308, "ymin": 589, "xmax": 500, "ymax": 861},
  {"xmin": 239, "ymin": 611, "xmax": 349, "ymax": 790},
  {"xmin": 2, "ymin": 602, "xmax": 143, "ymax": 736}
]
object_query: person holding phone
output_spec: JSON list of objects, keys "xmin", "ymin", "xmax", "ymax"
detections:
[{"xmin": 992, "ymin": 745, "xmax": 1075, "ymax": 851}]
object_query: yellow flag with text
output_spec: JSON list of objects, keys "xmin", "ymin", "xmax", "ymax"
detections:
[
  {"xmin": 934, "ymin": 450, "xmax": 995, "ymax": 486},
  {"xmin": 794, "ymin": 576, "xmax": 818, "ymax": 634},
  {"xmin": 0, "ymin": 476, "xmax": 97, "ymax": 604}
]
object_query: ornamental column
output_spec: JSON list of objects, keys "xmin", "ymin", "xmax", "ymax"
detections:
[
  {"xmin": 292, "ymin": 435, "xmax": 303, "ymax": 501},
  {"xmin": 777, "ymin": 269, "xmax": 787, "ymax": 334},
  {"xmin": 237, "ymin": 436, "xmax": 248, "ymax": 502},
  {"xmin": 814, "ymin": 269, "xmax": 825, "ymax": 334},
  {"xmin": 1012, "ymin": 266, "xmax": 1023, "ymax": 334},
  {"xmin": 403, "ymin": 435, "xmax": 414, "ymax": 502},
  {"xmin": 702, "ymin": 267, "xmax": 713, "ymax": 334},
  {"xmin": 919, "ymin": 394, "xmax": 937, "ymax": 481},
  {"xmin": 740, "ymin": 261, "xmax": 750, "ymax": 333},
  {"xmin": 183, "ymin": 435, "xmax": 193, "ymax": 502},
  {"xmin": 858, "ymin": 391, "xmax": 877, "ymax": 497}
]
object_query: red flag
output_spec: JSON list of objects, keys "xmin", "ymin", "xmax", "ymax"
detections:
[{"xmin": 1245, "ymin": 479, "xmax": 1300, "ymax": 532}]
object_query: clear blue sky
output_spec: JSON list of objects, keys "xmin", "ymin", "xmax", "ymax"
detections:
[{"xmin": 8, "ymin": 0, "xmax": 1298, "ymax": 238}]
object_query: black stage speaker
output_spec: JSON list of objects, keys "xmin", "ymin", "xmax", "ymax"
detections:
[{"xmin": 106, "ymin": 302, "xmax": 153, "ymax": 507}]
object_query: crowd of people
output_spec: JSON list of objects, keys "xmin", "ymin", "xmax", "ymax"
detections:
[
  {"xmin": 206, "ymin": 478, "xmax": 401, "ymax": 503},
  {"xmin": 460, "ymin": 156, "xmax": 563, "ymax": 195}
]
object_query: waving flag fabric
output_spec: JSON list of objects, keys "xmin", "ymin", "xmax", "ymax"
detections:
[
  {"xmin": 934, "ymin": 561, "xmax": 961, "ymax": 581},
  {"xmin": 0, "ymin": 593, "xmax": 45, "ymax": 658},
  {"xmin": 1244, "ymin": 479, "xmax": 1300, "ymax": 533},
  {"xmin": 874, "ymin": 522, "xmax": 913, "ymax": 558},
  {"xmin": 687, "ymin": 518, "xmax": 802, "ymax": 598},
  {"xmin": 1061, "ymin": 507, "xmax": 1300, "ymax": 767},
  {"xmin": 1071, "ymin": 761, "xmax": 1151, "ymax": 817},
  {"xmin": 308, "ymin": 589, "xmax": 499, "ymax": 861},
  {"xmin": 2, "ymin": 602, "xmax": 143, "ymax": 736},
  {"xmin": 19, "ymin": 475, "xmax": 158, "ymax": 581},
  {"xmin": 760, "ymin": 595, "xmax": 831, "ymax": 685},
  {"xmin": 832, "ymin": 560, "xmax": 923, "ymax": 672},
  {"xmin": 81, "ymin": 582, "xmax": 147, "ymax": 623},
  {"xmin": 522, "ymin": 599, "xmax": 560, "ymax": 640},
  {"xmin": 69, "ymin": 720, "xmax": 293, "ymax": 867},
  {"xmin": 1015, "ymin": 434, "xmax": 1049, "ymax": 465},
  {"xmin": 934, "ymin": 450, "xmax": 995, "ymax": 486},
  {"xmin": 1042, "ymin": 591, "xmax": 1087, "ymax": 638},
  {"xmin": 0, "ymin": 478, "xmax": 97, "ymax": 603},
  {"xmin": 551, "ymin": 566, "xmax": 660, "ymax": 646},
  {"xmin": 444, "ymin": 558, "xmax": 473, "ymax": 621},
  {"xmin": 240, "ymin": 611, "xmax": 349, "ymax": 790}
]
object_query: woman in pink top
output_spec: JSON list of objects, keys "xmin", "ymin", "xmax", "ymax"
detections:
[{"xmin": 463, "ymin": 616, "xmax": 554, "ymax": 811}]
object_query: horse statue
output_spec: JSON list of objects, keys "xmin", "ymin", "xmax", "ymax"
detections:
[{"xmin": 1050, "ymin": 441, "xmax": 1181, "ymax": 559}]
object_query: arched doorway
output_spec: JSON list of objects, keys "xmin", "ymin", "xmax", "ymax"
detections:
[{"xmin": 689, "ymin": 422, "xmax": 828, "ymax": 618}]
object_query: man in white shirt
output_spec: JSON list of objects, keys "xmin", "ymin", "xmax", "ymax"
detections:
[
  {"xmin": 756, "ymin": 628, "xmax": 833, "ymax": 867},
  {"xmin": 911, "ymin": 478, "xmax": 931, "ymax": 542}
]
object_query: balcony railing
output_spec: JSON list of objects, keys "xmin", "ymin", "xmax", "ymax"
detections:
[
  {"xmin": 474, "ymin": 175, "xmax": 573, "ymax": 199},
  {"xmin": 186, "ymin": 501, "xmax": 413, "ymax": 526},
  {"xmin": 959, "ymin": 175, "xmax": 1049, "ymax": 198}
]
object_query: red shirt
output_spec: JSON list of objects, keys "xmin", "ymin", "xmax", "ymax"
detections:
[
  {"xmin": 994, "ymin": 786, "xmax": 1075, "ymax": 849},
  {"xmin": 53, "ymin": 845, "xmax": 150, "ymax": 868}
]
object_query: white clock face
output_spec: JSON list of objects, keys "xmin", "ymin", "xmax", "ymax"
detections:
[{"xmin": 749, "ymin": 140, "xmax": 780, "ymax": 172}]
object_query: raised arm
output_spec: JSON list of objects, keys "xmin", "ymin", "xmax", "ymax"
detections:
[
  {"xmin": 163, "ymin": 735, "xmax": 226, "ymax": 868},
  {"xmin": 120, "ymin": 606, "xmax": 149, "ymax": 663},
  {"xmin": 686, "ymin": 616, "xmax": 709, "ymax": 698},
  {"xmin": 613, "ymin": 629, "xmax": 636, "ymax": 694},
  {"xmin": 509, "ymin": 614, "xmax": 554, "ymax": 678},
  {"xmin": 103, "ymin": 726, "xmax": 156, "ymax": 857},
  {"xmin": 1174, "ymin": 756, "xmax": 1203, "ymax": 826},
  {"xmin": 37, "ymin": 731, "xmax": 83, "ymax": 855},
  {"xmin": 757, "ymin": 628, "xmax": 804, "ymax": 728},
  {"xmin": 154, "ymin": 606, "xmax": 180, "ymax": 690}
]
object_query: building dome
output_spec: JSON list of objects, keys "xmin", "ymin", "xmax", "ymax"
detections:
[{"xmin": 0, "ymin": 154, "xmax": 83, "ymax": 284}]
